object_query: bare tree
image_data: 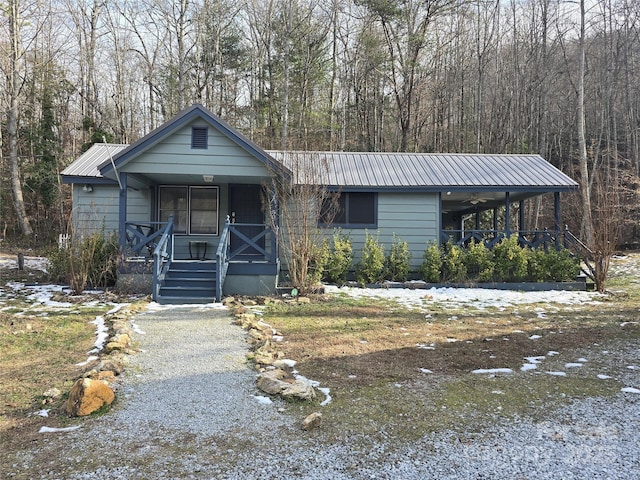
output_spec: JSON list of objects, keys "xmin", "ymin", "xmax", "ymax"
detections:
[
  {"xmin": 4, "ymin": 0, "xmax": 33, "ymax": 236},
  {"xmin": 265, "ymin": 152, "xmax": 338, "ymax": 293}
]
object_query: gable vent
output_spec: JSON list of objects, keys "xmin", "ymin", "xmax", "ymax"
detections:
[{"xmin": 191, "ymin": 127, "xmax": 208, "ymax": 149}]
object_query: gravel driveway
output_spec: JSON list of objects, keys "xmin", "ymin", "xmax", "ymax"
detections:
[{"xmin": 10, "ymin": 304, "xmax": 640, "ymax": 479}]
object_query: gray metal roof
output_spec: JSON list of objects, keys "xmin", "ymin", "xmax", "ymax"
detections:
[
  {"xmin": 267, "ymin": 151, "xmax": 578, "ymax": 192},
  {"xmin": 61, "ymin": 143, "xmax": 127, "ymax": 180}
]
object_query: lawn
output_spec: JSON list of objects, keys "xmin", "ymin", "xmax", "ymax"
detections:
[
  {"xmin": 261, "ymin": 257, "xmax": 640, "ymax": 441},
  {"xmin": 0, "ymin": 264, "xmax": 114, "ymax": 443}
]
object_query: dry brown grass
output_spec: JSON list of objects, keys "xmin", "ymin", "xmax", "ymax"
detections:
[{"xmin": 263, "ymin": 283, "xmax": 640, "ymax": 439}]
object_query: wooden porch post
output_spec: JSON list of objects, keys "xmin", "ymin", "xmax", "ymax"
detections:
[
  {"xmin": 118, "ymin": 172, "xmax": 128, "ymax": 246},
  {"xmin": 505, "ymin": 192, "xmax": 511, "ymax": 237},
  {"xmin": 519, "ymin": 200, "xmax": 525, "ymax": 234},
  {"xmin": 554, "ymin": 192, "xmax": 561, "ymax": 232},
  {"xmin": 475, "ymin": 208, "xmax": 480, "ymax": 230},
  {"xmin": 493, "ymin": 208, "xmax": 498, "ymax": 232}
]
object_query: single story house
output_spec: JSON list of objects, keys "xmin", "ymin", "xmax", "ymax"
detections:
[{"xmin": 61, "ymin": 104, "xmax": 579, "ymax": 303}]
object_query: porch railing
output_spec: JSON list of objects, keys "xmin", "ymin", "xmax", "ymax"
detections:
[
  {"xmin": 228, "ymin": 222, "xmax": 277, "ymax": 262},
  {"xmin": 441, "ymin": 228, "xmax": 565, "ymax": 250},
  {"xmin": 125, "ymin": 220, "xmax": 169, "ymax": 257},
  {"xmin": 152, "ymin": 217, "xmax": 174, "ymax": 302}
]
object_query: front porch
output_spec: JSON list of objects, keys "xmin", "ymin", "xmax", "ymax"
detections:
[{"xmin": 118, "ymin": 217, "xmax": 279, "ymax": 303}]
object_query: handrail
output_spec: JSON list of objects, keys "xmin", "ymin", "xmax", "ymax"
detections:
[
  {"xmin": 215, "ymin": 217, "xmax": 231, "ymax": 302},
  {"xmin": 562, "ymin": 225, "xmax": 595, "ymax": 281},
  {"xmin": 152, "ymin": 216, "xmax": 174, "ymax": 302}
]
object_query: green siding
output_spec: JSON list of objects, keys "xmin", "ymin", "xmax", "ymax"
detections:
[
  {"xmin": 126, "ymin": 187, "xmax": 151, "ymax": 221},
  {"xmin": 331, "ymin": 192, "xmax": 439, "ymax": 270},
  {"xmin": 119, "ymin": 122, "xmax": 271, "ymax": 178},
  {"xmin": 72, "ymin": 184, "xmax": 120, "ymax": 237}
]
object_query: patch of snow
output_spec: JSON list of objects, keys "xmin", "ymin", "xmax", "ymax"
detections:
[
  {"xmin": 521, "ymin": 363, "xmax": 538, "ymax": 372},
  {"xmin": 471, "ymin": 368, "xmax": 514, "ymax": 375},
  {"xmin": 33, "ymin": 409, "xmax": 49, "ymax": 417},
  {"xmin": 577, "ymin": 357, "xmax": 588, "ymax": 363},
  {"xmin": 416, "ymin": 343, "xmax": 435, "ymax": 350},
  {"xmin": 253, "ymin": 395, "xmax": 273, "ymax": 405},
  {"xmin": 318, "ymin": 387, "xmax": 332, "ymax": 406},
  {"xmin": 39, "ymin": 425, "xmax": 81, "ymax": 433},
  {"xmin": 88, "ymin": 316, "xmax": 109, "ymax": 353},
  {"xmin": 565, "ymin": 363, "xmax": 584, "ymax": 368},
  {"xmin": 281, "ymin": 359, "xmax": 297, "ymax": 368},
  {"xmin": 75, "ymin": 355, "xmax": 99, "ymax": 367},
  {"xmin": 529, "ymin": 334, "xmax": 542, "ymax": 340},
  {"xmin": 621, "ymin": 387, "xmax": 640, "ymax": 394},
  {"xmin": 272, "ymin": 335, "xmax": 284, "ymax": 342},
  {"xmin": 419, "ymin": 368, "xmax": 433, "ymax": 374},
  {"xmin": 546, "ymin": 371, "xmax": 567, "ymax": 377},
  {"xmin": 547, "ymin": 351, "xmax": 560, "ymax": 356},
  {"xmin": 348, "ymin": 374, "xmax": 357, "ymax": 379},
  {"xmin": 324, "ymin": 284, "xmax": 604, "ymax": 310},
  {"xmin": 525, "ymin": 356, "xmax": 546, "ymax": 364},
  {"xmin": 627, "ymin": 365, "xmax": 638, "ymax": 370},
  {"xmin": 130, "ymin": 322, "xmax": 145, "ymax": 335},
  {"xmin": 597, "ymin": 374, "xmax": 613, "ymax": 380}
]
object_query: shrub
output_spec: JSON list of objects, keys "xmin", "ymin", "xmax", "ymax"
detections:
[
  {"xmin": 385, "ymin": 234, "xmax": 412, "ymax": 282},
  {"xmin": 325, "ymin": 230, "xmax": 353, "ymax": 285},
  {"xmin": 48, "ymin": 232, "xmax": 118, "ymax": 294},
  {"xmin": 493, "ymin": 236, "xmax": 528, "ymax": 282},
  {"xmin": 421, "ymin": 242, "xmax": 442, "ymax": 283},
  {"xmin": 545, "ymin": 247, "xmax": 581, "ymax": 281},
  {"xmin": 442, "ymin": 241, "xmax": 467, "ymax": 282},
  {"xmin": 357, "ymin": 231, "xmax": 385, "ymax": 284},
  {"xmin": 465, "ymin": 240, "xmax": 494, "ymax": 282},
  {"xmin": 526, "ymin": 248, "xmax": 548, "ymax": 281},
  {"xmin": 307, "ymin": 240, "xmax": 330, "ymax": 287}
]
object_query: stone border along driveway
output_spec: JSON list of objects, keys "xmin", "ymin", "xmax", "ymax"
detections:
[{"xmin": 11, "ymin": 300, "xmax": 640, "ymax": 479}]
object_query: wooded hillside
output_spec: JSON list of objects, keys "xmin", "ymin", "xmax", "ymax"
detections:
[{"xmin": 1, "ymin": 0, "xmax": 638, "ymax": 246}]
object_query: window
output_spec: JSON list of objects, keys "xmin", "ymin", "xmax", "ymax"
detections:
[
  {"xmin": 321, "ymin": 192, "xmax": 376, "ymax": 227},
  {"xmin": 159, "ymin": 186, "xmax": 219, "ymax": 235},
  {"xmin": 191, "ymin": 127, "xmax": 208, "ymax": 149}
]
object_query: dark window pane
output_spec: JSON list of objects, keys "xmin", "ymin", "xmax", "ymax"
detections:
[
  {"xmin": 321, "ymin": 194, "xmax": 345, "ymax": 224},
  {"xmin": 190, "ymin": 187, "xmax": 218, "ymax": 234},
  {"xmin": 348, "ymin": 192, "xmax": 375, "ymax": 224}
]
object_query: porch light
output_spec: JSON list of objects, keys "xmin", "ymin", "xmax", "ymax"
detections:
[
  {"xmin": 202, "ymin": 175, "xmax": 214, "ymax": 183},
  {"xmin": 82, "ymin": 184, "xmax": 93, "ymax": 193}
]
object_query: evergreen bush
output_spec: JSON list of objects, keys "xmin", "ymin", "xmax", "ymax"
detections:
[
  {"xmin": 421, "ymin": 242, "xmax": 442, "ymax": 283},
  {"xmin": 385, "ymin": 234, "xmax": 411, "ymax": 282},
  {"xmin": 325, "ymin": 230, "xmax": 353, "ymax": 285},
  {"xmin": 465, "ymin": 240, "xmax": 494, "ymax": 281},
  {"xmin": 357, "ymin": 231, "xmax": 385, "ymax": 284},
  {"xmin": 442, "ymin": 241, "xmax": 467, "ymax": 282},
  {"xmin": 493, "ymin": 236, "xmax": 528, "ymax": 281}
]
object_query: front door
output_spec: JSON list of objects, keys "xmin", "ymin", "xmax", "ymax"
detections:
[{"xmin": 229, "ymin": 184, "xmax": 265, "ymax": 256}]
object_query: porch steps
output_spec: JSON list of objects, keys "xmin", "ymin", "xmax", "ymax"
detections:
[{"xmin": 157, "ymin": 262, "xmax": 218, "ymax": 304}]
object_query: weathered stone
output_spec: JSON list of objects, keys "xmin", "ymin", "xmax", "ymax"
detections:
[
  {"xmin": 104, "ymin": 333, "xmax": 131, "ymax": 353},
  {"xmin": 257, "ymin": 370, "xmax": 290, "ymax": 395},
  {"xmin": 98, "ymin": 357, "xmax": 125, "ymax": 375},
  {"xmin": 302, "ymin": 412, "xmax": 322, "ymax": 431},
  {"xmin": 65, "ymin": 378, "xmax": 115, "ymax": 416},
  {"xmin": 96, "ymin": 370, "xmax": 116, "ymax": 382},
  {"xmin": 282, "ymin": 380, "xmax": 316, "ymax": 401},
  {"xmin": 43, "ymin": 387, "xmax": 62, "ymax": 399},
  {"xmin": 222, "ymin": 296, "xmax": 236, "ymax": 306}
]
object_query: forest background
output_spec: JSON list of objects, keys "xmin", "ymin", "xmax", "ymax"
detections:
[{"xmin": 0, "ymin": 0, "xmax": 638, "ymax": 249}]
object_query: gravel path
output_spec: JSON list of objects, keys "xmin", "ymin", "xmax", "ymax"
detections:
[{"xmin": 10, "ymin": 304, "xmax": 640, "ymax": 479}]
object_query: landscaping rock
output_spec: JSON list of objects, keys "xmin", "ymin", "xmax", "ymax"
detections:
[
  {"xmin": 282, "ymin": 379, "xmax": 317, "ymax": 401},
  {"xmin": 302, "ymin": 412, "xmax": 322, "ymax": 431},
  {"xmin": 64, "ymin": 378, "xmax": 115, "ymax": 416},
  {"xmin": 257, "ymin": 370, "xmax": 290, "ymax": 395},
  {"xmin": 104, "ymin": 333, "xmax": 131, "ymax": 353}
]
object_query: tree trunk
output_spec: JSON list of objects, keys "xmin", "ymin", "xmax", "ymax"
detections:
[
  {"xmin": 7, "ymin": 0, "xmax": 33, "ymax": 236},
  {"xmin": 577, "ymin": 0, "xmax": 594, "ymax": 244}
]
